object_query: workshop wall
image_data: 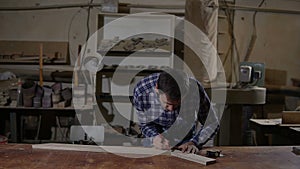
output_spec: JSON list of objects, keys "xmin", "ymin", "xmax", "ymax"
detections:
[
  {"xmin": 0, "ymin": 0, "xmax": 299, "ymax": 85},
  {"xmin": 0, "ymin": 0, "xmax": 184, "ymax": 66},
  {"xmin": 0, "ymin": 0, "xmax": 101, "ymax": 66},
  {"xmin": 234, "ymin": 0, "xmax": 300, "ymax": 86},
  {"xmin": 0, "ymin": 0, "xmax": 299, "ymax": 145}
]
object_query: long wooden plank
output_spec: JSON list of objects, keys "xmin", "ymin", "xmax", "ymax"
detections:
[
  {"xmin": 32, "ymin": 143, "xmax": 168, "ymax": 155},
  {"xmin": 32, "ymin": 143, "xmax": 215, "ymax": 165},
  {"xmin": 171, "ymin": 150, "xmax": 216, "ymax": 165}
]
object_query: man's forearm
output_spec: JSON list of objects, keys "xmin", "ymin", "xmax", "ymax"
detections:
[
  {"xmin": 191, "ymin": 123, "xmax": 220, "ymax": 147},
  {"xmin": 140, "ymin": 123, "xmax": 160, "ymax": 137}
]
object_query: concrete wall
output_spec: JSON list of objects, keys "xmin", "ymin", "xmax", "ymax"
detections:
[
  {"xmin": 0, "ymin": 0, "xmax": 101, "ymax": 66},
  {"xmin": 234, "ymin": 0, "xmax": 300, "ymax": 85},
  {"xmin": 0, "ymin": 0, "xmax": 299, "ymax": 85}
]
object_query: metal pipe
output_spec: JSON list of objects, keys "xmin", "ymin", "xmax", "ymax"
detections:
[
  {"xmin": 127, "ymin": 4, "xmax": 185, "ymax": 9},
  {"xmin": 0, "ymin": 3, "xmax": 102, "ymax": 11},
  {"xmin": 220, "ymin": 4, "xmax": 300, "ymax": 15},
  {"xmin": 1, "ymin": 3, "xmax": 299, "ymax": 15}
]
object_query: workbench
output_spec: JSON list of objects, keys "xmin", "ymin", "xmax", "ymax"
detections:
[
  {"xmin": 250, "ymin": 118, "xmax": 300, "ymax": 145},
  {"xmin": 0, "ymin": 144, "xmax": 299, "ymax": 169}
]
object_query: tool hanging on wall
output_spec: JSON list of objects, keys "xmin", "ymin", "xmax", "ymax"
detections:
[
  {"xmin": 39, "ymin": 43, "xmax": 43, "ymax": 86},
  {"xmin": 74, "ymin": 45, "xmax": 81, "ymax": 87}
]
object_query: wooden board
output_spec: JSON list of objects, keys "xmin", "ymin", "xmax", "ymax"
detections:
[
  {"xmin": 265, "ymin": 69, "xmax": 287, "ymax": 86},
  {"xmin": 290, "ymin": 127, "xmax": 300, "ymax": 132},
  {"xmin": 280, "ymin": 124, "xmax": 300, "ymax": 127},
  {"xmin": 282, "ymin": 111, "xmax": 300, "ymax": 124},
  {"xmin": 32, "ymin": 143, "xmax": 215, "ymax": 165},
  {"xmin": 171, "ymin": 150, "xmax": 216, "ymax": 165},
  {"xmin": 0, "ymin": 40, "xmax": 69, "ymax": 64},
  {"xmin": 33, "ymin": 143, "xmax": 167, "ymax": 156},
  {"xmin": 250, "ymin": 118, "xmax": 300, "ymax": 127},
  {"xmin": 250, "ymin": 118, "xmax": 281, "ymax": 126}
]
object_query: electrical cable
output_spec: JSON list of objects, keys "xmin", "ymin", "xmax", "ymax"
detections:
[
  {"xmin": 244, "ymin": 0, "xmax": 265, "ymax": 62},
  {"xmin": 0, "ymin": 3, "xmax": 101, "ymax": 11},
  {"xmin": 75, "ymin": 0, "xmax": 94, "ymax": 88},
  {"xmin": 235, "ymin": 75, "xmax": 259, "ymax": 89},
  {"xmin": 219, "ymin": 3, "xmax": 300, "ymax": 15},
  {"xmin": 86, "ymin": 0, "xmax": 93, "ymax": 43},
  {"xmin": 79, "ymin": 0, "xmax": 93, "ymax": 65},
  {"xmin": 65, "ymin": 0, "xmax": 94, "ymax": 70},
  {"xmin": 34, "ymin": 115, "xmax": 42, "ymax": 140},
  {"xmin": 68, "ymin": 9, "xmax": 83, "ymax": 60},
  {"xmin": 221, "ymin": 0, "xmax": 241, "ymax": 87}
]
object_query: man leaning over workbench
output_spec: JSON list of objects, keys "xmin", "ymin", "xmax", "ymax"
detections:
[{"xmin": 133, "ymin": 68, "xmax": 220, "ymax": 154}]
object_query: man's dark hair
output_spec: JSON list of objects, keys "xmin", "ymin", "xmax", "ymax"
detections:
[{"xmin": 157, "ymin": 69, "xmax": 189, "ymax": 101}]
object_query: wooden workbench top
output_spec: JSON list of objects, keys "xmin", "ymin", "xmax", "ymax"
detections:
[{"xmin": 0, "ymin": 144, "xmax": 299, "ymax": 169}]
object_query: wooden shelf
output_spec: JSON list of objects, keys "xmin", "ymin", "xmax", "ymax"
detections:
[
  {"xmin": 98, "ymin": 51, "xmax": 172, "ymax": 57},
  {"xmin": 96, "ymin": 93, "xmax": 132, "ymax": 103}
]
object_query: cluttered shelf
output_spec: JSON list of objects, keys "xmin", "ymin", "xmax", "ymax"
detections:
[
  {"xmin": 96, "ymin": 65, "xmax": 166, "ymax": 99},
  {"xmin": 0, "ymin": 104, "xmax": 93, "ymax": 110},
  {"xmin": 98, "ymin": 51, "xmax": 172, "ymax": 57},
  {"xmin": 0, "ymin": 104, "xmax": 97, "ymax": 144},
  {"xmin": 0, "ymin": 105, "xmax": 77, "ymax": 143},
  {"xmin": 0, "ymin": 105, "xmax": 74, "ymax": 110}
]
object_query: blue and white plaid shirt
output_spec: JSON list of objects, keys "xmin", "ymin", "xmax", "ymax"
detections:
[{"xmin": 133, "ymin": 73, "xmax": 219, "ymax": 148}]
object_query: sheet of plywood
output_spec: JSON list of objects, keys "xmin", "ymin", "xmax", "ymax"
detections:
[{"xmin": 32, "ymin": 143, "xmax": 215, "ymax": 165}]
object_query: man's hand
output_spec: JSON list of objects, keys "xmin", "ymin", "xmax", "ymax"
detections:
[
  {"xmin": 176, "ymin": 142, "xmax": 199, "ymax": 154},
  {"xmin": 153, "ymin": 134, "xmax": 170, "ymax": 150}
]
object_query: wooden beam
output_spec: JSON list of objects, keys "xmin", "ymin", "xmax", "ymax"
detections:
[
  {"xmin": 171, "ymin": 150, "xmax": 216, "ymax": 165},
  {"xmin": 32, "ymin": 143, "xmax": 216, "ymax": 165}
]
